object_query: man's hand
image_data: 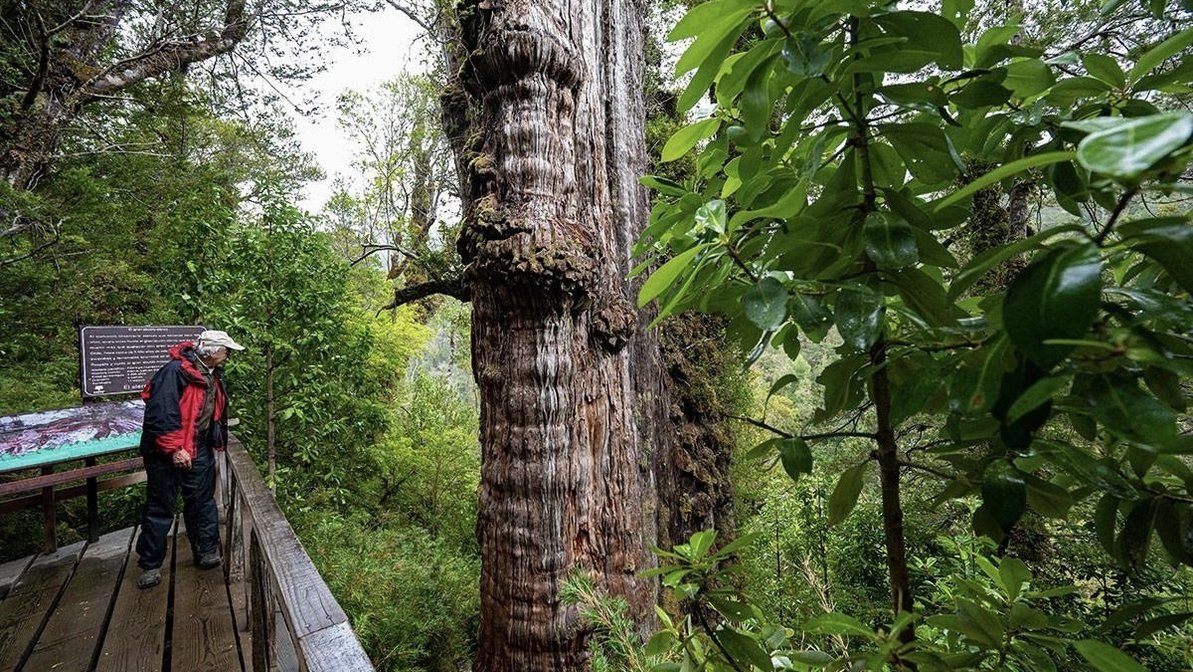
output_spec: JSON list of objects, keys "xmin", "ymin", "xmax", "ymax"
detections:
[{"xmin": 172, "ymin": 450, "xmax": 192, "ymax": 469}]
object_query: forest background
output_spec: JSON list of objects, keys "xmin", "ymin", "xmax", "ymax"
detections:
[{"xmin": 1, "ymin": 0, "xmax": 1192, "ymax": 671}]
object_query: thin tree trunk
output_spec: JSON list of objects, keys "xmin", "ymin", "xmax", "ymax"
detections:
[
  {"xmin": 871, "ymin": 341, "xmax": 915, "ymax": 647},
  {"xmin": 850, "ymin": 15, "xmax": 915, "ymax": 659},
  {"xmin": 266, "ymin": 341, "xmax": 276, "ymax": 487},
  {"xmin": 450, "ymin": 1, "xmax": 665, "ymax": 669},
  {"xmin": 1005, "ymin": 0, "xmax": 1033, "ymax": 243},
  {"xmin": 1007, "ymin": 180, "xmax": 1033, "ymax": 239}
]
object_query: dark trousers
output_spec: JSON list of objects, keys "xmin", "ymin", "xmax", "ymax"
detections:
[{"xmin": 136, "ymin": 438, "xmax": 219, "ymax": 569}]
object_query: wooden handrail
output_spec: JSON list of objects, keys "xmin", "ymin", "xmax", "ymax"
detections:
[
  {"xmin": 221, "ymin": 436, "xmax": 374, "ymax": 672},
  {"xmin": 0, "ymin": 457, "xmax": 144, "ymax": 497}
]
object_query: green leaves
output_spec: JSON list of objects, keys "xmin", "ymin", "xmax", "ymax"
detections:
[
  {"xmin": 740, "ymin": 58, "xmax": 774, "ymax": 141},
  {"xmin": 667, "ymin": 0, "xmax": 754, "ymax": 41},
  {"xmin": 781, "ymin": 33, "xmax": 833, "ymax": 78},
  {"xmin": 1117, "ymin": 498, "xmax": 1158, "ymax": 571},
  {"xmin": 669, "ymin": 0, "xmax": 754, "ymax": 112},
  {"xmin": 1156, "ymin": 501, "xmax": 1193, "ymax": 565},
  {"xmin": 1074, "ymin": 640, "xmax": 1147, "ymax": 672},
  {"xmin": 1076, "ymin": 112, "xmax": 1193, "ymax": 181},
  {"xmin": 778, "ymin": 437, "xmax": 813, "ymax": 482},
  {"xmin": 1003, "ymin": 58, "xmax": 1056, "ymax": 98},
  {"xmin": 827, "ymin": 462, "xmax": 869, "ymax": 526},
  {"xmin": 638, "ymin": 244, "xmax": 706, "ymax": 308},
  {"xmin": 871, "ymin": 11, "xmax": 964, "ymax": 70},
  {"xmin": 718, "ymin": 628, "xmax": 773, "ymax": 671},
  {"xmin": 883, "ymin": 123, "xmax": 959, "ymax": 184},
  {"xmin": 743, "ymin": 277, "xmax": 788, "ymax": 330},
  {"xmin": 835, "ymin": 287, "xmax": 884, "ymax": 353},
  {"xmin": 1089, "ymin": 375, "xmax": 1177, "ymax": 448},
  {"xmin": 1084, "ymin": 53, "xmax": 1127, "ymax": 88},
  {"xmin": 1129, "ymin": 27, "xmax": 1193, "ymax": 84},
  {"xmin": 935, "ymin": 152, "xmax": 1076, "ymax": 210},
  {"xmin": 663, "ymin": 118, "xmax": 722, "ymax": 162},
  {"xmin": 1002, "ymin": 243, "xmax": 1103, "ymax": 369},
  {"xmin": 638, "ymin": 0, "xmax": 1193, "ymax": 621},
  {"xmin": 801, "ymin": 613, "xmax": 876, "ymax": 638},
  {"xmin": 863, "ymin": 212, "xmax": 918, "ymax": 269},
  {"xmin": 1006, "ymin": 376, "xmax": 1069, "ymax": 424},
  {"xmin": 1118, "ymin": 216, "xmax": 1193, "ymax": 294},
  {"xmin": 981, "ymin": 460, "xmax": 1027, "ymax": 532}
]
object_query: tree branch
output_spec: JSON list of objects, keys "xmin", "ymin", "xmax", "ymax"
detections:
[
  {"xmin": 726, "ymin": 415, "xmax": 877, "ymax": 442},
  {"xmin": 0, "ymin": 223, "xmax": 60, "ymax": 267},
  {"xmin": 21, "ymin": 13, "xmax": 51, "ymax": 111},
  {"xmin": 381, "ymin": 276, "xmax": 470, "ymax": 312},
  {"xmin": 384, "ymin": 0, "xmax": 439, "ymax": 34},
  {"xmin": 80, "ymin": 0, "xmax": 249, "ymax": 100},
  {"xmin": 1093, "ymin": 188, "xmax": 1137, "ymax": 245},
  {"xmin": 350, "ymin": 242, "xmax": 418, "ymax": 267}
]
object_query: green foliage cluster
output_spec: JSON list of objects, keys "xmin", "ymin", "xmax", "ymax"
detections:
[
  {"xmin": 630, "ymin": 0, "xmax": 1193, "ymax": 669},
  {"xmin": 300, "ymin": 515, "xmax": 479, "ymax": 672}
]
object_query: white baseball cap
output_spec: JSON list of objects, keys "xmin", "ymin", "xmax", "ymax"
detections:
[{"xmin": 197, "ymin": 329, "xmax": 245, "ymax": 351}]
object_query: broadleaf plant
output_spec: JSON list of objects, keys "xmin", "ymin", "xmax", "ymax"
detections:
[{"xmin": 637, "ymin": 0, "xmax": 1193, "ymax": 669}]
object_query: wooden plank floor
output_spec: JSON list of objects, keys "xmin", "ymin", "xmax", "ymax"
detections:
[{"xmin": 0, "ymin": 522, "xmax": 247, "ymax": 672}]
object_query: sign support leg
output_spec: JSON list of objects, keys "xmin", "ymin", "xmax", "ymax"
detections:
[
  {"xmin": 40, "ymin": 465, "xmax": 57, "ymax": 553},
  {"xmin": 86, "ymin": 456, "xmax": 98, "ymax": 542}
]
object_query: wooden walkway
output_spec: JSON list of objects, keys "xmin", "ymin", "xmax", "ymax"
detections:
[{"xmin": 0, "ymin": 521, "xmax": 248, "ymax": 672}]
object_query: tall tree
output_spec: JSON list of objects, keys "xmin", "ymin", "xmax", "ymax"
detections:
[
  {"xmin": 0, "ymin": 0, "xmax": 353, "ymax": 260},
  {"xmin": 330, "ymin": 76, "xmax": 462, "ymax": 295},
  {"xmin": 0, "ymin": 0, "xmax": 249, "ymax": 191},
  {"xmin": 638, "ymin": 0, "xmax": 1193, "ymax": 667},
  {"xmin": 441, "ymin": 1, "xmax": 668, "ymax": 668}
]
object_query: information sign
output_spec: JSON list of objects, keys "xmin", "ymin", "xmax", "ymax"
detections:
[{"xmin": 80, "ymin": 325, "xmax": 205, "ymax": 397}]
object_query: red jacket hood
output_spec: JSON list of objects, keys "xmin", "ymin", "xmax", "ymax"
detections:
[
  {"xmin": 169, "ymin": 340, "xmax": 195, "ymax": 360},
  {"xmin": 168, "ymin": 341, "xmax": 208, "ymax": 383}
]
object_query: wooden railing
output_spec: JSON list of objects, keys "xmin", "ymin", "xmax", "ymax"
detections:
[{"xmin": 219, "ymin": 436, "xmax": 374, "ymax": 672}]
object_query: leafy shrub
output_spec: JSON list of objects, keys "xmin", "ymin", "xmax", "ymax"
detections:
[{"xmin": 301, "ymin": 515, "xmax": 480, "ymax": 672}]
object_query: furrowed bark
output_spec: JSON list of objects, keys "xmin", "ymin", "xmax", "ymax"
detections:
[{"xmin": 449, "ymin": 1, "xmax": 664, "ymax": 669}]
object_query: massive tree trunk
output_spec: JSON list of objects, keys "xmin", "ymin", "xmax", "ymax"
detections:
[{"xmin": 447, "ymin": 1, "xmax": 666, "ymax": 669}]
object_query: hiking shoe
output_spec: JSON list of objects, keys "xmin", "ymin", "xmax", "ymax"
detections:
[
  {"xmin": 197, "ymin": 550, "xmax": 222, "ymax": 570},
  {"xmin": 137, "ymin": 568, "xmax": 161, "ymax": 589}
]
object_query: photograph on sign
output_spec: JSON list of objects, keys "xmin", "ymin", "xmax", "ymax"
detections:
[{"xmin": 0, "ymin": 400, "xmax": 145, "ymax": 472}]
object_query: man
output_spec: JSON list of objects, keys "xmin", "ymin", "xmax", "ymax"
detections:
[{"xmin": 135, "ymin": 329, "xmax": 244, "ymax": 589}]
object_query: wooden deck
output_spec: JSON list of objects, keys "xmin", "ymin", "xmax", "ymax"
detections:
[
  {"xmin": 0, "ymin": 521, "xmax": 247, "ymax": 672},
  {"xmin": 0, "ymin": 437, "xmax": 372, "ymax": 672}
]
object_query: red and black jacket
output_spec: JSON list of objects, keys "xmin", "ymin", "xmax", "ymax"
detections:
[{"xmin": 139, "ymin": 341, "xmax": 228, "ymax": 457}]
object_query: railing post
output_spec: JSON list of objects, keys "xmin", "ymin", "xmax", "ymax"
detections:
[
  {"xmin": 241, "ymin": 491, "xmax": 254, "ymax": 631},
  {"xmin": 250, "ymin": 528, "xmax": 269, "ymax": 672},
  {"xmin": 223, "ymin": 471, "xmax": 238, "ymax": 585},
  {"xmin": 216, "ymin": 449, "xmax": 228, "ymax": 522},
  {"xmin": 224, "ymin": 436, "xmax": 374, "ymax": 671}
]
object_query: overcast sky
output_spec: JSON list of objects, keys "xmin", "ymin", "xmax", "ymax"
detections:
[{"xmin": 292, "ymin": 10, "xmax": 425, "ymax": 211}]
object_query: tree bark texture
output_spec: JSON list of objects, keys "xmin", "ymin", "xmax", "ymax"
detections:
[
  {"xmin": 657, "ymin": 313, "xmax": 737, "ymax": 549},
  {"xmin": 449, "ymin": 1, "xmax": 667, "ymax": 669}
]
